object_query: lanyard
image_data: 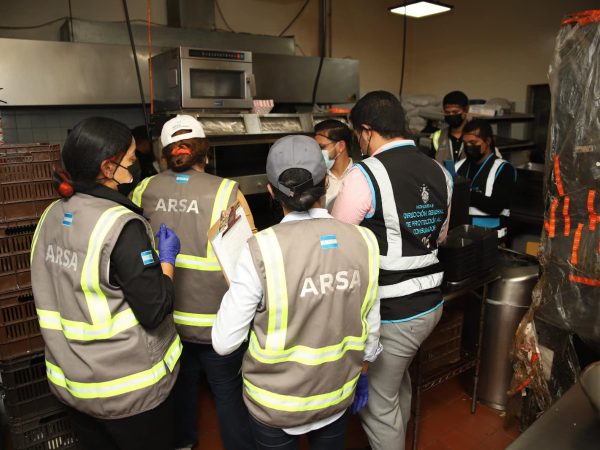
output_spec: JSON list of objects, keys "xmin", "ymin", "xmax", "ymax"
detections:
[
  {"xmin": 467, "ymin": 154, "xmax": 494, "ymax": 188},
  {"xmin": 449, "ymin": 139, "xmax": 464, "ymax": 162}
]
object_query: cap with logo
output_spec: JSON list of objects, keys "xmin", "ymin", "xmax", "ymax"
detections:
[
  {"xmin": 161, "ymin": 115, "xmax": 205, "ymax": 148},
  {"xmin": 266, "ymin": 135, "xmax": 327, "ymax": 197}
]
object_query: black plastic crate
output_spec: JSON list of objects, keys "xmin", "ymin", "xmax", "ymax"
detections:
[
  {"xmin": 439, "ymin": 225, "xmax": 498, "ymax": 282},
  {"xmin": 9, "ymin": 409, "xmax": 83, "ymax": 450},
  {"xmin": 0, "ymin": 352, "xmax": 62, "ymax": 421},
  {"xmin": 0, "ymin": 289, "xmax": 44, "ymax": 360}
]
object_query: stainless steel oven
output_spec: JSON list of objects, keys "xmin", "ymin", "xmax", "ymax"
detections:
[{"xmin": 152, "ymin": 47, "xmax": 254, "ymax": 111}]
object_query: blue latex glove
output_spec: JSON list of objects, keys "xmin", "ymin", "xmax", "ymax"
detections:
[
  {"xmin": 350, "ymin": 371, "xmax": 369, "ymax": 415},
  {"xmin": 155, "ymin": 223, "xmax": 181, "ymax": 266}
]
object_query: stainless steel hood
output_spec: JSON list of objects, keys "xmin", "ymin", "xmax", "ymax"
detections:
[
  {"xmin": 0, "ymin": 38, "xmax": 151, "ymax": 106},
  {"xmin": 60, "ymin": 19, "xmax": 294, "ymax": 56},
  {"xmin": 0, "ymin": 38, "xmax": 359, "ymax": 107}
]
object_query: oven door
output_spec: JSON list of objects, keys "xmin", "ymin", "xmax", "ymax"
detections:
[{"xmin": 180, "ymin": 59, "xmax": 253, "ymax": 110}]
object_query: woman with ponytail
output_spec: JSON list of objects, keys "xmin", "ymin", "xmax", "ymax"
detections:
[
  {"xmin": 32, "ymin": 117, "xmax": 182, "ymax": 450},
  {"xmin": 131, "ymin": 115, "xmax": 256, "ymax": 450}
]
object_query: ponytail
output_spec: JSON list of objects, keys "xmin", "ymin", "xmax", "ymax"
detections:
[
  {"xmin": 52, "ymin": 166, "xmax": 74, "ymax": 198},
  {"xmin": 273, "ymin": 168, "xmax": 326, "ymax": 212}
]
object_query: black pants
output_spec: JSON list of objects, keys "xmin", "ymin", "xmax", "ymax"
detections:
[
  {"xmin": 67, "ymin": 393, "xmax": 173, "ymax": 450},
  {"xmin": 249, "ymin": 411, "xmax": 348, "ymax": 450},
  {"xmin": 172, "ymin": 341, "xmax": 255, "ymax": 450}
]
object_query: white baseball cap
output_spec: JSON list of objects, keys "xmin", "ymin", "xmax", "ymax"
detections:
[{"xmin": 160, "ymin": 115, "xmax": 205, "ymax": 147}]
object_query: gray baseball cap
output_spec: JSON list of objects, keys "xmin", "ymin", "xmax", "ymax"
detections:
[{"xmin": 266, "ymin": 135, "xmax": 327, "ymax": 197}]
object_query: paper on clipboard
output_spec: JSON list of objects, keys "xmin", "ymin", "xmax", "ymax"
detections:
[{"xmin": 207, "ymin": 201, "xmax": 253, "ymax": 285}]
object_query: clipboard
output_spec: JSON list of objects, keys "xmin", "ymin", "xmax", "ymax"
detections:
[{"xmin": 207, "ymin": 201, "xmax": 253, "ymax": 286}]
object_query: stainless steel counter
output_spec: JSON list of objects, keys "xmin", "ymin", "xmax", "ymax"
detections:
[{"xmin": 507, "ymin": 383, "xmax": 600, "ymax": 450}]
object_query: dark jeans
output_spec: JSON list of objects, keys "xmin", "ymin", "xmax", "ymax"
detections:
[
  {"xmin": 67, "ymin": 392, "xmax": 173, "ymax": 450},
  {"xmin": 249, "ymin": 410, "xmax": 348, "ymax": 450},
  {"xmin": 172, "ymin": 341, "xmax": 255, "ymax": 450}
]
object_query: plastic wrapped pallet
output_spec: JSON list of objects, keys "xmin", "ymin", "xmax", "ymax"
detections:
[{"xmin": 510, "ymin": 10, "xmax": 600, "ymax": 415}]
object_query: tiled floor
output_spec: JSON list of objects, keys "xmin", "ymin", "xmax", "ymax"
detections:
[
  {"xmin": 190, "ymin": 375, "xmax": 519, "ymax": 450},
  {"xmin": 401, "ymin": 377, "xmax": 520, "ymax": 450},
  {"xmin": 0, "ymin": 376, "xmax": 519, "ymax": 450}
]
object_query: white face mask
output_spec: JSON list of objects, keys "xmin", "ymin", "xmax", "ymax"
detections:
[{"xmin": 322, "ymin": 142, "xmax": 339, "ymax": 170}]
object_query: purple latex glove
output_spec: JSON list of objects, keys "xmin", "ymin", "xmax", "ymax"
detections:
[
  {"xmin": 350, "ymin": 371, "xmax": 369, "ymax": 414},
  {"xmin": 155, "ymin": 223, "xmax": 181, "ymax": 266}
]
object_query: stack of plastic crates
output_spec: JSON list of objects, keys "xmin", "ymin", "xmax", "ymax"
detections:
[
  {"xmin": 438, "ymin": 224, "xmax": 499, "ymax": 282},
  {"xmin": 0, "ymin": 144, "xmax": 81, "ymax": 449}
]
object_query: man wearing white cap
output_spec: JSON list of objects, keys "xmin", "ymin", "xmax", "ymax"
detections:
[{"xmin": 131, "ymin": 115, "xmax": 256, "ymax": 450}]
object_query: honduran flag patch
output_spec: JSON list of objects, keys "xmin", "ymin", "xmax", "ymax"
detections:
[
  {"xmin": 176, "ymin": 175, "xmax": 190, "ymax": 184},
  {"xmin": 141, "ymin": 250, "xmax": 154, "ymax": 265},
  {"xmin": 320, "ymin": 235, "xmax": 338, "ymax": 249},
  {"xmin": 62, "ymin": 213, "xmax": 73, "ymax": 226}
]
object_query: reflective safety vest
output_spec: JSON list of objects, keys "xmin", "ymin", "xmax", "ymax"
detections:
[
  {"xmin": 31, "ymin": 194, "xmax": 181, "ymax": 419},
  {"xmin": 432, "ymin": 127, "xmax": 464, "ymax": 163},
  {"xmin": 132, "ymin": 169, "xmax": 238, "ymax": 344},
  {"xmin": 456, "ymin": 155, "xmax": 511, "ymax": 238},
  {"xmin": 243, "ymin": 219, "xmax": 379, "ymax": 428},
  {"xmin": 357, "ymin": 142, "xmax": 452, "ymax": 321}
]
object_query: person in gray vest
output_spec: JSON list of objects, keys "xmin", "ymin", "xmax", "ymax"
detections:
[
  {"xmin": 212, "ymin": 135, "xmax": 382, "ymax": 450},
  {"xmin": 332, "ymin": 91, "xmax": 453, "ymax": 450},
  {"xmin": 457, "ymin": 119, "xmax": 516, "ymax": 240},
  {"xmin": 430, "ymin": 91, "xmax": 470, "ymax": 163},
  {"xmin": 132, "ymin": 115, "xmax": 256, "ymax": 450},
  {"xmin": 31, "ymin": 117, "xmax": 182, "ymax": 450}
]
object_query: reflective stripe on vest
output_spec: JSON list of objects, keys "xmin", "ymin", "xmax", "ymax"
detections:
[
  {"xmin": 34, "ymin": 206, "xmax": 141, "ymax": 340},
  {"xmin": 135, "ymin": 177, "xmax": 235, "ymax": 273},
  {"xmin": 82, "ymin": 207, "xmax": 133, "ymax": 324},
  {"xmin": 432, "ymin": 130, "xmax": 441, "ymax": 151},
  {"xmin": 173, "ymin": 311, "xmax": 216, "ymax": 327},
  {"xmin": 247, "ymin": 226, "xmax": 379, "ymax": 366},
  {"xmin": 361, "ymin": 156, "xmax": 446, "ymax": 272},
  {"xmin": 457, "ymin": 158, "xmax": 510, "ymax": 218},
  {"xmin": 31, "ymin": 200, "xmax": 61, "ymax": 264},
  {"xmin": 378, "ymin": 272, "xmax": 445, "ymax": 299},
  {"xmin": 207, "ymin": 179, "xmax": 236, "ymax": 259},
  {"xmin": 174, "ymin": 254, "xmax": 221, "ymax": 271},
  {"xmin": 45, "ymin": 334, "xmax": 182, "ymax": 398},
  {"xmin": 36, "ymin": 308, "xmax": 138, "ymax": 341},
  {"xmin": 170, "ymin": 178, "xmax": 236, "ymax": 328},
  {"xmin": 243, "ymin": 373, "xmax": 360, "ymax": 413},
  {"xmin": 131, "ymin": 175, "xmax": 156, "ymax": 207},
  {"xmin": 254, "ymin": 228, "xmax": 289, "ymax": 352}
]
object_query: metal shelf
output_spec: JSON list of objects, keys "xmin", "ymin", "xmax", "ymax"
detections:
[{"xmin": 420, "ymin": 350, "xmax": 479, "ymax": 391}]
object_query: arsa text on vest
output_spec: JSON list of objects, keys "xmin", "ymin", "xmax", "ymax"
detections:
[
  {"xmin": 300, "ymin": 270, "xmax": 360, "ymax": 297},
  {"xmin": 156, "ymin": 198, "xmax": 200, "ymax": 214},
  {"xmin": 46, "ymin": 245, "xmax": 78, "ymax": 270}
]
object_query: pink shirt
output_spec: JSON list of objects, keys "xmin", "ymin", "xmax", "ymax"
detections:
[{"xmin": 331, "ymin": 140, "xmax": 451, "ymax": 242}]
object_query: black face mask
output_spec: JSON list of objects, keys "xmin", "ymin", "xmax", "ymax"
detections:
[
  {"xmin": 445, "ymin": 113, "xmax": 464, "ymax": 129},
  {"xmin": 116, "ymin": 159, "xmax": 142, "ymax": 197},
  {"xmin": 464, "ymin": 145, "xmax": 482, "ymax": 161}
]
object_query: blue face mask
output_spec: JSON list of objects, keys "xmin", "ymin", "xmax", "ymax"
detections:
[{"xmin": 322, "ymin": 143, "xmax": 339, "ymax": 170}]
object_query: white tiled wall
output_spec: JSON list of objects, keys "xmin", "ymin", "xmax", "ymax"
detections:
[{"xmin": 0, "ymin": 107, "xmax": 148, "ymax": 148}]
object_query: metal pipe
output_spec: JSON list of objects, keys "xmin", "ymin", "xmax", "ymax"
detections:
[
  {"xmin": 328, "ymin": 0, "xmax": 333, "ymax": 57},
  {"xmin": 121, "ymin": 0, "xmax": 151, "ymax": 143},
  {"xmin": 312, "ymin": 0, "xmax": 327, "ymax": 107}
]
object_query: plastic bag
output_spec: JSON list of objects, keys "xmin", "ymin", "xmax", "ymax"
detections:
[
  {"xmin": 509, "ymin": 10, "xmax": 600, "ymax": 415},
  {"xmin": 538, "ymin": 11, "xmax": 600, "ymax": 350}
]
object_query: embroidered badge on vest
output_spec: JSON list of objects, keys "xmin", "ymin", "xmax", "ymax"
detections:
[
  {"xmin": 62, "ymin": 213, "xmax": 73, "ymax": 226},
  {"xmin": 141, "ymin": 250, "xmax": 154, "ymax": 265},
  {"xmin": 176, "ymin": 175, "xmax": 190, "ymax": 184},
  {"xmin": 420, "ymin": 184, "xmax": 430, "ymax": 204},
  {"xmin": 320, "ymin": 235, "xmax": 338, "ymax": 249}
]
